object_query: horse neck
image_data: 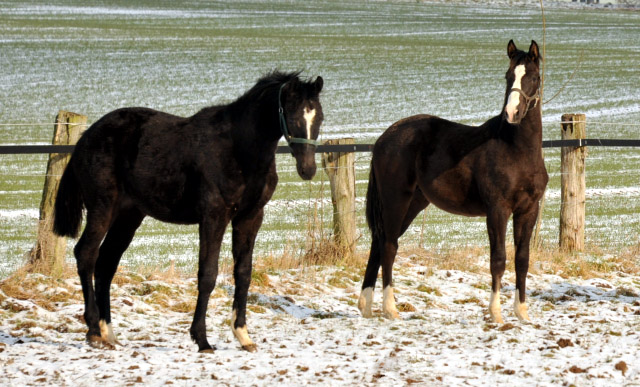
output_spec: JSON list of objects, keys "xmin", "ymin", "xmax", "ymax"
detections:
[
  {"xmin": 230, "ymin": 93, "xmax": 282, "ymax": 160},
  {"xmin": 519, "ymin": 105, "xmax": 543, "ymax": 149},
  {"xmin": 502, "ymin": 105, "xmax": 543, "ymax": 151},
  {"xmin": 230, "ymin": 94, "xmax": 282, "ymax": 173}
]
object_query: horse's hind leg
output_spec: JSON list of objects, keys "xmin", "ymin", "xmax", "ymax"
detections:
[
  {"xmin": 360, "ymin": 187, "xmax": 426, "ymax": 319},
  {"xmin": 380, "ymin": 192, "xmax": 429, "ymax": 319},
  {"xmin": 75, "ymin": 208, "xmax": 115, "ymax": 348},
  {"xmin": 512, "ymin": 206, "xmax": 538, "ymax": 322},
  {"xmin": 359, "ymin": 237, "xmax": 381, "ymax": 318},
  {"xmin": 400, "ymin": 189, "xmax": 430, "ymax": 236},
  {"xmin": 94, "ymin": 207, "xmax": 145, "ymax": 346}
]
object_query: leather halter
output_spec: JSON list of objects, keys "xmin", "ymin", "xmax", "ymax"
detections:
[
  {"xmin": 509, "ymin": 87, "xmax": 540, "ymax": 118},
  {"xmin": 278, "ymin": 83, "xmax": 321, "ymax": 146}
]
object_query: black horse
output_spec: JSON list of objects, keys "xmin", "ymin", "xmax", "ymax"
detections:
[
  {"xmin": 53, "ymin": 71, "xmax": 324, "ymax": 352},
  {"xmin": 358, "ymin": 41, "xmax": 548, "ymax": 324}
]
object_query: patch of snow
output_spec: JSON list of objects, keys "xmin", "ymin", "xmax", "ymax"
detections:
[{"xmin": 1, "ymin": 255, "xmax": 638, "ymax": 385}]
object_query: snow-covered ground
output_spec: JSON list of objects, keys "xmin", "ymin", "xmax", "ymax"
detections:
[{"xmin": 1, "ymin": 253, "xmax": 638, "ymax": 386}]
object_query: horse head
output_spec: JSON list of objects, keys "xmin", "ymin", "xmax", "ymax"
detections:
[
  {"xmin": 278, "ymin": 76, "xmax": 324, "ymax": 180},
  {"xmin": 504, "ymin": 40, "xmax": 541, "ymax": 124}
]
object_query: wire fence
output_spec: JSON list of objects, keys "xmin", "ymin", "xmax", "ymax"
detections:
[
  {"xmin": 1, "ymin": 120, "xmax": 639, "ymax": 278},
  {"xmin": 1, "ymin": 139, "xmax": 640, "ymax": 155}
]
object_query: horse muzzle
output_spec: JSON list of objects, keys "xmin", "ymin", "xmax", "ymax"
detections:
[{"xmin": 291, "ymin": 145, "xmax": 317, "ymax": 180}]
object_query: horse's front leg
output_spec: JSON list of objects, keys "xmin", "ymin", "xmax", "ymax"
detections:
[
  {"xmin": 512, "ymin": 205, "xmax": 539, "ymax": 322},
  {"xmin": 486, "ymin": 207, "xmax": 510, "ymax": 323},
  {"xmin": 190, "ymin": 214, "xmax": 228, "ymax": 353},
  {"xmin": 229, "ymin": 208, "xmax": 264, "ymax": 352}
]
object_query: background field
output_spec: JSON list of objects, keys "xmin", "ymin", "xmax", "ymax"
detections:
[{"xmin": 1, "ymin": 0, "xmax": 639, "ymax": 278}]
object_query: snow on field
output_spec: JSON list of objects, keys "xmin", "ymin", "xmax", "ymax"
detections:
[{"xmin": 1, "ymin": 254, "xmax": 639, "ymax": 386}]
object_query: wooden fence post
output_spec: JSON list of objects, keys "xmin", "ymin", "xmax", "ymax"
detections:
[
  {"xmin": 559, "ymin": 113, "xmax": 586, "ymax": 252},
  {"xmin": 30, "ymin": 111, "xmax": 88, "ymax": 273},
  {"xmin": 322, "ymin": 138, "xmax": 356, "ymax": 256}
]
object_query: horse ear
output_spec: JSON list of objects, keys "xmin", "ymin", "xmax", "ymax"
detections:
[
  {"xmin": 313, "ymin": 76, "xmax": 323, "ymax": 94},
  {"xmin": 528, "ymin": 40, "xmax": 540, "ymax": 63},
  {"xmin": 507, "ymin": 39, "xmax": 517, "ymax": 59}
]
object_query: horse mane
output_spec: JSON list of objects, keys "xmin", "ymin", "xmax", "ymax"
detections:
[
  {"xmin": 193, "ymin": 70, "xmax": 303, "ymax": 121},
  {"xmin": 238, "ymin": 70, "xmax": 303, "ymax": 102}
]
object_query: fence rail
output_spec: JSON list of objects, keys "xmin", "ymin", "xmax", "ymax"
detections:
[{"xmin": 2, "ymin": 139, "xmax": 640, "ymax": 155}]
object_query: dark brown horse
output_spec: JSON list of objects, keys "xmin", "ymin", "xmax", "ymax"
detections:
[
  {"xmin": 358, "ymin": 40, "xmax": 547, "ymax": 324},
  {"xmin": 53, "ymin": 71, "xmax": 324, "ymax": 352}
]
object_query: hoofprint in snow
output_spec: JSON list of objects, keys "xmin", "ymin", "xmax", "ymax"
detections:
[{"xmin": 1, "ymin": 254, "xmax": 638, "ymax": 386}]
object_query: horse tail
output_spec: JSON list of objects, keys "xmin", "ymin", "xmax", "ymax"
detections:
[
  {"xmin": 365, "ymin": 160, "xmax": 384, "ymax": 239},
  {"xmin": 53, "ymin": 161, "xmax": 84, "ymax": 238}
]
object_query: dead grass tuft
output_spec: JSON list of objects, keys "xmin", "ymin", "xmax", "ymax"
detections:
[
  {"xmin": 401, "ymin": 246, "xmax": 488, "ymax": 275},
  {"xmin": 0, "ymin": 263, "xmax": 80, "ymax": 311},
  {"xmin": 302, "ymin": 235, "xmax": 366, "ymax": 268},
  {"xmin": 529, "ymin": 243, "xmax": 640, "ymax": 279},
  {"xmin": 398, "ymin": 243, "xmax": 640, "ymax": 280}
]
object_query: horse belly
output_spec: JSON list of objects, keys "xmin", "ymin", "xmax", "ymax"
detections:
[
  {"xmin": 125, "ymin": 171, "xmax": 202, "ymax": 224},
  {"xmin": 426, "ymin": 193, "xmax": 485, "ymax": 217},
  {"xmin": 421, "ymin": 176, "xmax": 486, "ymax": 217}
]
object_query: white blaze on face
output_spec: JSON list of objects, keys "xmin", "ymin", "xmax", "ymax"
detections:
[
  {"xmin": 505, "ymin": 64, "xmax": 526, "ymax": 123},
  {"xmin": 303, "ymin": 107, "xmax": 316, "ymax": 140}
]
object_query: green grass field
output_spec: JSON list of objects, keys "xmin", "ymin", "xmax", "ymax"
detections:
[{"xmin": 1, "ymin": 1, "xmax": 639, "ymax": 277}]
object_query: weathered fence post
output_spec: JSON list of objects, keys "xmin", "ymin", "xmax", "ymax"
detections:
[
  {"xmin": 322, "ymin": 138, "xmax": 356, "ymax": 256},
  {"xmin": 559, "ymin": 113, "xmax": 586, "ymax": 252},
  {"xmin": 30, "ymin": 111, "xmax": 88, "ymax": 273}
]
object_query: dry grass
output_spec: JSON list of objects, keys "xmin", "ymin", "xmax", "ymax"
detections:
[
  {"xmin": 0, "ymin": 263, "xmax": 80, "ymax": 311},
  {"xmin": 399, "ymin": 242, "xmax": 640, "ymax": 281},
  {"xmin": 401, "ymin": 245, "xmax": 488, "ymax": 276},
  {"xmin": 301, "ymin": 235, "xmax": 366, "ymax": 268},
  {"xmin": 3, "ymin": 240, "xmax": 637, "ymax": 312}
]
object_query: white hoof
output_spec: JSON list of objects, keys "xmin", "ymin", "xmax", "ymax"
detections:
[
  {"xmin": 514, "ymin": 289, "xmax": 530, "ymax": 322},
  {"xmin": 231, "ymin": 310, "xmax": 255, "ymax": 350},
  {"xmin": 358, "ymin": 287, "xmax": 373, "ymax": 318},
  {"xmin": 489, "ymin": 290, "xmax": 504, "ymax": 324},
  {"xmin": 99, "ymin": 320, "xmax": 121, "ymax": 346},
  {"xmin": 382, "ymin": 286, "xmax": 400, "ymax": 320}
]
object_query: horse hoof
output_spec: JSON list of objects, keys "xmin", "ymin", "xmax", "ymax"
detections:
[
  {"xmin": 87, "ymin": 335, "xmax": 116, "ymax": 350},
  {"xmin": 360, "ymin": 310, "xmax": 373, "ymax": 318},
  {"xmin": 383, "ymin": 309, "xmax": 400, "ymax": 320},
  {"xmin": 514, "ymin": 297, "xmax": 530, "ymax": 322},
  {"xmin": 358, "ymin": 304, "xmax": 373, "ymax": 318},
  {"xmin": 490, "ymin": 315, "xmax": 504, "ymax": 324},
  {"xmin": 242, "ymin": 343, "xmax": 258, "ymax": 353},
  {"xmin": 516, "ymin": 312, "xmax": 531, "ymax": 323},
  {"xmin": 197, "ymin": 342, "xmax": 217, "ymax": 353},
  {"xmin": 358, "ymin": 288, "xmax": 373, "ymax": 318}
]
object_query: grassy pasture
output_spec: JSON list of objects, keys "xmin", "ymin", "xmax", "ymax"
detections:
[{"xmin": 1, "ymin": 1, "xmax": 639, "ymax": 278}]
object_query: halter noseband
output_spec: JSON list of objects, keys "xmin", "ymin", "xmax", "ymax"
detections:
[
  {"xmin": 278, "ymin": 83, "xmax": 322, "ymax": 147},
  {"xmin": 509, "ymin": 87, "xmax": 540, "ymax": 118}
]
